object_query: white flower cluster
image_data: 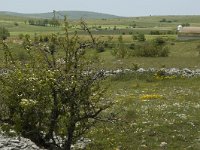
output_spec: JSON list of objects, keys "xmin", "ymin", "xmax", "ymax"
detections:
[{"xmin": 19, "ymin": 99, "xmax": 37, "ymax": 108}]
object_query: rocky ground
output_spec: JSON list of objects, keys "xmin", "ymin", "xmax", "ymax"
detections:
[
  {"xmin": 0, "ymin": 133, "xmax": 90, "ymax": 150},
  {"xmin": 0, "ymin": 67, "xmax": 199, "ymax": 150},
  {"xmin": 102, "ymin": 67, "xmax": 200, "ymax": 77},
  {"xmin": 1, "ymin": 68, "xmax": 200, "ymax": 77},
  {"xmin": 0, "ymin": 134, "xmax": 45, "ymax": 150}
]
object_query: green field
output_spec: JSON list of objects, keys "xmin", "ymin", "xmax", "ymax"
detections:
[
  {"xmin": 1, "ymin": 12, "xmax": 200, "ymax": 149},
  {"xmin": 87, "ymin": 74, "xmax": 200, "ymax": 149}
]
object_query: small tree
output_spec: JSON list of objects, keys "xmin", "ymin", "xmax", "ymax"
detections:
[
  {"xmin": 153, "ymin": 37, "xmax": 166, "ymax": 46},
  {"xmin": 0, "ymin": 19, "xmax": 111, "ymax": 150},
  {"xmin": 112, "ymin": 35, "xmax": 127, "ymax": 58},
  {"xmin": 0, "ymin": 27, "xmax": 10, "ymax": 40},
  {"xmin": 137, "ymin": 33, "xmax": 146, "ymax": 42}
]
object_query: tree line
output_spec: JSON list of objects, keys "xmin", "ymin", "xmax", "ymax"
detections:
[{"xmin": 28, "ymin": 18, "xmax": 61, "ymax": 27}]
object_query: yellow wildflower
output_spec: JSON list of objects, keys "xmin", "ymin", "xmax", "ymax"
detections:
[{"xmin": 140, "ymin": 94, "xmax": 163, "ymax": 100}]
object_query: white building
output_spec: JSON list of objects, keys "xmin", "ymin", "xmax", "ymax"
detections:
[
  {"xmin": 177, "ymin": 25, "xmax": 183, "ymax": 31},
  {"xmin": 177, "ymin": 26, "xmax": 200, "ymax": 40}
]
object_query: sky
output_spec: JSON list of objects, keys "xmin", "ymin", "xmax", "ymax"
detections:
[{"xmin": 0, "ymin": 0, "xmax": 200, "ymax": 17}]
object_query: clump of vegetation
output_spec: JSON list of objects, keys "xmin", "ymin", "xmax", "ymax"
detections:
[
  {"xmin": 137, "ymin": 33, "xmax": 146, "ymax": 42},
  {"xmin": 130, "ymin": 37, "xmax": 169, "ymax": 57},
  {"xmin": 14, "ymin": 22, "xmax": 19, "ymax": 26},
  {"xmin": 154, "ymin": 37, "xmax": 166, "ymax": 46},
  {"xmin": 28, "ymin": 18, "xmax": 60, "ymax": 27},
  {"xmin": 18, "ymin": 33, "xmax": 24, "ymax": 40},
  {"xmin": 182, "ymin": 23, "xmax": 190, "ymax": 27},
  {"xmin": 0, "ymin": 19, "xmax": 112, "ymax": 150},
  {"xmin": 96, "ymin": 43, "xmax": 105, "ymax": 52},
  {"xmin": 112, "ymin": 35, "xmax": 127, "ymax": 58},
  {"xmin": 160, "ymin": 18, "xmax": 173, "ymax": 23},
  {"xmin": 150, "ymin": 30, "xmax": 161, "ymax": 35},
  {"xmin": 0, "ymin": 27, "xmax": 10, "ymax": 40}
]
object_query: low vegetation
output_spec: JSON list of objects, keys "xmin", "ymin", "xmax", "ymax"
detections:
[
  {"xmin": 0, "ymin": 26, "xmax": 10, "ymax": 40},
  {"xmin": 0, "ymin": 19, "xmax": 112, "ymax": 150},
  {"xmin": 87, "ymin": 73, "xmax": 200, "ymax": 149},
  {"xmin": 1, "ymin": 13, "xmax": 200, "ymax": 150}
]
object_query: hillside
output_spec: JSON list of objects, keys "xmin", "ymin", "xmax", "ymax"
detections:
[{"xmin": 0, "ymin": 11, "xmax": 120, "ymax": 20}]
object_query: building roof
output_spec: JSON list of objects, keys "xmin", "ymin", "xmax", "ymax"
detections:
[{"xmin": 179, "ymin": 27, "xmax": 200, "ymax": 34}]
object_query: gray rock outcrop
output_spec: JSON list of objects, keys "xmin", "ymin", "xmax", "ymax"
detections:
[{"xmin": 0, "ymin": 134, "xmax": 46, "ymax": 150}]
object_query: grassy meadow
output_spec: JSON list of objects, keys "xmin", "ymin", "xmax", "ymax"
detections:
[
  {"xmin": 1, "ymin": 13, "xmax": 200, "ymax": 149},
  {"xmin": 87, "ymin": 74, "xmax": 200, "ymax": 149}
]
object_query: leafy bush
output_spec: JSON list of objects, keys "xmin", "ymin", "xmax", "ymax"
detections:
[
  {"xmin": 150, "ymin": 30, "xmax": 161, "ymax": 35},
  {"xmin": 133, "ymin": 42, "xmax": 169, "ymax": 57},
  {"xmin": 159, "ymin": 47, "xmax": 169, "ymax": 57},
  {"xmin": 160, "ymin": 18, "xmax": 167, "ymax": 22},
  {"xmin": 134, "ymin": 42, "xmax": 157, "ymax": 57},
  {"xmin": 96, "ymin": 45, "xmax": 105, "ymax": 52},
  {"xmin": 129, "ymin": 43, "xmax": 135, "ymax": 50},
  {"xmin": 0, "ymin": 27, "xmax": 10, "ymax": 40},
  {"xmin": 182, "ymin": 23, "xmax": 190, "ymax": 27},
  {"xmin": 153, "ymin": 37, "xmax": 166, "ymax": 46},
  {"xmin": 112, "ymin": 35, "xmax": 127, "ymax": 58},
  {"xmin": 137, "ymin": 33, "xmax": 146, "ymax": 42},
  {"xmin": 0, "ymin": 19, "xmax": 112, "ymax": 150},
  {"xmin": 18, "ymin": 34, "xmax": 24, "ymax": 40},
  {"xmin": 132, "ymin": 34, "xmax": 138, "ymax": 41},
  {"xmin": 14, "ymin": 22, "xmax": 19, "ymax": 26}
]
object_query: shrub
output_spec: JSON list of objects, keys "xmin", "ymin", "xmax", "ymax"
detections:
[
  {"xmin": 96, "ymin": 45, "xmax": 105, "ymax": 52},
  {"xmin": 0, "ymin": 27, "xmax": 10, "ymax": 40},
  {"xmin": 133, "ymin": 42, "xmax": 169, "ymax": 57},
  {"xmin": 129, "ymin": 43, "xmax": 135, "ymax": 50},
  {"xmin": 18, "ymin": 34, "xmax": 24, "ymax": 40},
  {"xmin": 137, "ymin": 33, "xmax": 146, "ymax": 42},
  {"xmin": 153, "ymin": 37, "xmax": 166, "ymax": 46},
  {"xmin": 112, "ymin": 35, "xmax": 127, "ymax": 58},
  {"xmin": 150, "ymin": 30, "xmax": 160, "ymax": 35},
  {"xmin": 14, "ymin": 22, "xmax": 19, "ymax": 26},
  {"xmin": 0, "ymin": 19, "xmax": 112, "ymax": 150},
  {"xmin": 159, "ymin": 47, "xmax": 169, "ymax": 57},
  {"xmin": 182, "ymin": 23, "xmax": 190, "ymax": 27},
  {"xmin": 160, "ymin": 18, "xmax": 167, "ymax": 22},
  {"xmin": 132, "ymin": 34, "xmax": 138, "ymax": 41},
  {"xmin": 167, "ymin": 30, "xmax": 175, "ymax": 34}
]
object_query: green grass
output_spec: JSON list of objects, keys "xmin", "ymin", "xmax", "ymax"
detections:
[
  {"xmin": 86, "ymin": 74, "xmax": 200, "ymax": 149},
  {"xmin": 1, "ymin": 14, "xmax": 200, "ymax": 36},
  {"xmin": 1, "ymin": 36, "xmax": 200, "ymax": 69},
  {"xmin": 94, "ymin": 39, "xmax": 200, "ymax": 69},
  {"xmin": 1, "ymin": 14, "xmax": 200, "ymax": 149}
]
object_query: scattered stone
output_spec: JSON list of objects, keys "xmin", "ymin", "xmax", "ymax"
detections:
[
  {"xmin": 0, "ymin": 134, "xmax": 46, "ymax": 150},
  {"xmin": 0, "ymin": 133, "xmax": 92, "ymax": 150},
  {"xmin": 101, "ymin": 67, "xmax": 200, "ymax": 78},
  {"xmin": 2, "ymin": 67, "xmax": 200, "ymax": 78},
  {"xmin": 140, "ymin": 144, "xmax": 147, "ymax": 148},
  {"xmin": 72, "ymin": 137, "xmax": 91, "ymax": 150},
  {"xmin": 137, "ymin": 68, "xmax": 146, "ymax": 73},
  {"xmin": 160, "ymin": 142, "xmax": 167, "ymax": 147},
  {"xmin": 10, "ymin": 140, "xmax": 20, "ymax": 143}
]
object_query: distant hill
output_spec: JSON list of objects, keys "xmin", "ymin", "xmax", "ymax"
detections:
[{"xmin": 0, "ymin": 11, "xmax": 120, "ymax": 20}]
